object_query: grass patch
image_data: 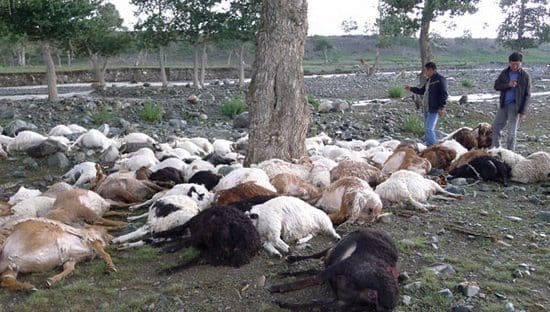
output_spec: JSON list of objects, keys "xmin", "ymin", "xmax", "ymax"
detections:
[
  {"xmin": 461, "ymin": 79, "xmax": 473, "ymax": 88},
  {"xmin": 398, "ymin": 236, "xmax": 428, "ymax": 253},
  {"xmin": 401, "ymin": 113, "xmax": 424, "ymax": 135},
  {"xmin": 91, "ymin": 106, "xmax": 113, "ymax": 125},
  {"xmin": 307, "ymin": 95, "xmax": 320, "ymax": 110},
  {"xmin": 388, "ymin": 86, "xmax": 404, "ymax": 98},
  {"xmin": 139, "ymin": 101, "xmax": 164, "ymax": 123},
  {"xmin": 221, "ymin": 96, "xmax": 247, "ymax": 118}
]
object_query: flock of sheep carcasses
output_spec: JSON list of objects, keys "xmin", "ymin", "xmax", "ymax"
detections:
[{"xmin": 1, "ymin": 121, "xmax": 549, "ymax": 311}]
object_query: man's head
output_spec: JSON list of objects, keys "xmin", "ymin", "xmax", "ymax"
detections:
[
  {"xmin": 424, "ymin": 62, "xmax": 437, "ymax": 78},
  {"xmin": 508, "ymin": 52, "xmax": 523, "ymax": 72}
]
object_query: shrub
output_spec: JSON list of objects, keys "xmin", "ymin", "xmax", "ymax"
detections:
[
  {"xmin": 388, "ymin": 86, "xmax": 404, "ymax": 98},
  {"xmin": 139, "ymin": 101, "xmax": 164, "ymax": 123},
  {"xmin": 91, "ymin": 107, "xmax": 113, "ymax": 125},
  {"xmin": 461, "ymin": 79, "xmax": 473, "ymax": 88},
  {"xmin": 307, "ymin": 95, "xmax": 320, "ymax": 110},
  {"xmin": 221, "ymin": 96, "xmax": 247, "ymax": 118},
  {"xmin": 401, "ymin": 113, "xmax": 424, "ymax": 136}
]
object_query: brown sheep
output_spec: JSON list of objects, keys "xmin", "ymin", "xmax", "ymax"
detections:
[
  {"xmin": 448, "ymin": 149, "xmax": 490, "ymax": 172},
  {"xmin": 419, "ymin": 144, "xmax": 457, "ymax": 170},
  {"xmin": 452, "ymin": 128, "xmax": 478, "ymax": 150},
  {"xmin": 382, "ymin": 147, "xmax": 432, "ymax": 176},
  {"xmin": 473, "ymin": 122, "xmax": 492, "ymax": 148},
  {"xmin": 270, "ymin": 173, "xmax": 321, "ymax": 202},
  {"xmin": 0, "ymin": 202, "xmax": 11, "ymax": 217},
  {"xmin": 92, "ymin": 167, "xmax": 164, "ymax": 204},
  {"xmin": 0, "ymin": 218, "xmax": 115, "ymax": 291},
  {"xmin": 215, "ymin": 181, "xmax": 278, "ymax": 206},
  {"xmin": 330, "ymin": 160, "xmax": 388, "ymax": 187}
]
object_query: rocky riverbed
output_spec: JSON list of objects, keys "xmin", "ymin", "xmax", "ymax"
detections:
[{"xmin": 0, "ymin": 65, "xmax": 549, "ymax": 311}]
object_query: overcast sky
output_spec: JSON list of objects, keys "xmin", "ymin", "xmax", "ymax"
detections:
[{"xmin": 109, "ymin": 0, "xmax": 507, "ymax": 38}]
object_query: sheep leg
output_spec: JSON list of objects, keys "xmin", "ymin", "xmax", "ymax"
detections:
[
  {"xmin": 46, "ymin": 260, "xmax": 76, "ymax": 287},
  {"xmin": 93, "ymin": 217, "xmax": 127, "ymax": 229},
  {"xmin": 108, "ymin": 189, "xmax": 141, "ymax": 204},
  {"xmin": 431, "ymin": 194, "xmax": 461, "ymax": 202},
  {"xmin": 407, "ymin": 195, "xmax": 430, "ymax": 212},
  {"xmin": 1, "ymin": 270, "xmax": 37, "ymax": 291},
  {"xmin": 278, "ymin": 269, "xmax": 322, "ymax": 277},
  {"xmin": 274, "ymin": 299, "xmax": 339, "ymax": 310},
  {"xmin": 263, "ymin": 241, "xmax": 283, "ymax": 258},
  {"xmin": 113, "ymin": 224, "xmax": 150, "ymax": 244},
  {"xmin": 329, "ymin": 203, "xmax": 350, "ymax": 226},
  {"xmin": 286, "ymin": 247, "xmax": 331, "ymax": 263},
  {"xmin": 91, "ymin": 240, "xmax": 117, "ymax": 272},
  {"xmin": 126, "ymin": 212, "xmax": 149, "ymax": 221},
  {"xmin": 297, "ymin": 234, "xmax": 314, "ymax": 245},
  {"xmin": 103, "ymin": 210, "xmax": 130, "ymax": 218},
  {"xmin": 118, "ymin": 240, "xmax": 145, "ymax": 250},
  {"xmin": 269, "ymin": 275, "xmax": 323, "ymax": 293}
]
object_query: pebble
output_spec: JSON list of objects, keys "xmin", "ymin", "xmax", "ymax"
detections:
[
  {"xmin": 427, "ymin": 263, "xmax": 455, "ymax": 276},
  {"xmin": 505, "ymin": 216, "xmax": 523, "ymax": 222},
  {"xmin": 458, "ymin": 281, "xmax": 480, "ymax": 297},
  {"xmin": 403, "ymin": 281, "xmax": 422, "ymax": 290},
  {"xmin": 402, "ymin": 295, "xmax": 412, "ymax": 306},
  {"xmin": 438, "ymin": 288, "xmax": 453, "ymax": 299},
  {"xmin": 534, "ymin": 211, "xmax": 550, "ymax": 223},
  {"xmin": 479, "ymin": 210, "xmax": 489, "ymax": 216},
  {"xmin": 505, "ymin": 302, "xmax": 515, "ymax": 312},
  {"xmin": 504, "ymin": 234, "xmax": 514, "ymax": 240}
]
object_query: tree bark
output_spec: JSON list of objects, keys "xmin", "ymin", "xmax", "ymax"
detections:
[
  {"xmin": 238, "ymin": 42, "xmax": 246, "ymax": 89},
  {"xmin": 227, "ymin": 49, "xmax": 233, "ymax": 65},
  {"xmin": 42, "ymin": 41, "xmax": 58, "ymax": 102},
  {"xmin": 200, "ymin": 42, "xmax": 207, "ymax": 88},
  {"xmin": 245, "ymin": 0, "xmax": 309, "ymax": 166},
  {"xmin": 419, "ymin": 1, "xmax": 434, "ymax": 75},
  {"xmin": 159, "ymin": 45, "xmax": 168, "ymax": 88},
  {"xmin": 323, "ymin": 47, "xmax": 328, "ymax": 64},
  {"xmin": 193, "ymin": 44, "xmax": 201, "ymax": 89},
  {"xmin": 90, "ymin": 53, "xmax": 107, "ymax": 88},
  {"xmin": 17, "ymin": 46, "xmax": 26, "ymax": 66}
]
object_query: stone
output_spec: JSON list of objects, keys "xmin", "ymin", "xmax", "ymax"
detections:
[
  {"xmin": 187, "ymin": 94, "xmax": 199, "ymax": 104},
  {"xmin": 438, "ymin": 288, "xmax": 453, "ymax": 299},
  {"xmin": 318, "ymin": 99, "xmax": 333, "ymax": 113},
  {"xmin": 452, "ymin": 305, "xmax": 474, "ymax": 312},
  {"xmin": 534, "ymin": 211, "xmax": 550, "ymax": 222},
  {"xmin": 505, "ymin": 302, "xmax": 515, "ymax": 312},
  {"xmin": 459, "ymin": 95, "xmax": 468, "ymax": 104},
  {"xmin": 403, "ymin": 281, "xmax": 422, "ymax": 291},
  {"xmin": 458, "ymin": 281, "xmax": 480, "ymax": 297},
  {"xmin": 445, "ymin": 185, "xmax": 465, "ymax": 195},
  {"xmin": 402, "ymin": 295, "xmax": 412, "ymax": 306},
  {"xmin": 505, "ymin": 216, "xmax": 522, "ymax": 222},
  {"xmin": 399, "ymin": 239, "xmax": 416, "ymax": 248},
  {"xmin": 427, "ymin": 263, "xmax": 455, "ymax": 276},
  {"xmin": 2, "ymin": 119, "xmax": 38, "ymax": 136},
  {"xmin": 47, "ymin": 152, "xmax": 70, "ymax": 169},
  {"xmin": 169, "ymin": 119, "xmax": 187, "ymax": 129},
  {"xmin": 232, "ymin": 112, "xmax": 249, "ymax": 129},
  {"xmin": 450, "ymin": 178, "xmax": 468, "ymax": 186},
  {"xmin": 100, "ymin": 145, "xmax": 120, "ymax": 164},
  {"xmin": 26, "ymin": 139, "xmax": 67, "ymax": 158}
]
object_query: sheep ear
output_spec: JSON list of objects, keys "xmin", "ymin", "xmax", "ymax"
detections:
[{"xmin": 249, "ymin": 213, "xmax": 259, "ymax": 220}]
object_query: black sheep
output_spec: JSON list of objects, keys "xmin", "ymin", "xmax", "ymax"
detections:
[
  {"xmin": 151, "ymin": 205, "xmax": 261, "ymax": 272},
  {"xmin": 449, "ymin": 155, "xmax": 511, "ymax": 186},
  {"xmin": 188, "ymin": 170, "xmax": 222, "ymax": 191},
  {"xmin": 149, "ymin": 167, "xmax": 185, "ymax": 185},
  {"xmin": 270, "ymin": 228, "xmax": 399, "ymax": 312}
]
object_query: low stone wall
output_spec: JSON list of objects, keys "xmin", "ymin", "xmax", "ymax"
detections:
[{"xmin": 0, "ymin": 67, "xmax": 250, "ymax": 87}]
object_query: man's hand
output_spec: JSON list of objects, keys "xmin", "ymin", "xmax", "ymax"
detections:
[
  {"xmin": 509, "ymin": 80, "xmax": 518, "ymax": 88},
  {"xmin": 519, "ymin": 113, "xmax": 527, "ymax": 121},
  {"xmin": 437, "ymin": 108, "xmax": 445, "ymax": 117}
]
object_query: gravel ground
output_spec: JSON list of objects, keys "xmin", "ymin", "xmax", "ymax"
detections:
[{"xmin": 0, "ymin": 65, "xmax": 549, "ymax": 312}]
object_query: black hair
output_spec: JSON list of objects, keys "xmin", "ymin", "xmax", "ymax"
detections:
[
  {"xmin": 508, "ymin": 52, "xmax": 523, "ymax": 62},
  {"xmin": 424, "ymin": 62, "xmax": 437, "ymax": 70}
]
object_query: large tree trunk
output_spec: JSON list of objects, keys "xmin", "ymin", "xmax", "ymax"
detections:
[
  {"xmin": 200, "ymin": 42, "xmax": 207, "ymax": 88},
  {"xmin": 159, "ymin": 45, "xmax": 168, "ymax": 88},
  {"xmin": 517, "ymin": 0, "xmax": 526, "ymax": 52},
  {"xmin": 245, "ymin": 0, "xmax": 309, "ymax": 166},
  {"xmin": 193, "ymin": 44, "xmax": 201, "ymax": 89},
  {"xmin": 419, "ymin": 1, "xmax": 434, "ymax": 75},
  {"xmin": 238, "ymin": 42, "xmax": 246, "ymax": 89},
  {"xmin": 42, "ymin": 41, "xmax": 58, "ymax": 102},
  {"xmin": 323, "ymin": 47, "xmax": 328, "ymax": 64}
]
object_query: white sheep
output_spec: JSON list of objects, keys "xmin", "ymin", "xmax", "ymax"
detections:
[
  {"xmin": 214, "ymin": 167, "xmax": 276, "ymax": 193},
  {"xmin": 254, "ymin": 158, "xmax": 312, "ymax": 180},
  {"xmin": 212, "ymin": 139, "xmax": 234, "ymax": 156},
  {"xmin": 440, "ymin": 139, "xmax": 468, "ymax": 161},
  {"xmin": 8, "ymin": 186, "xmax": 42, "ymax": 205},
  {"xmin": 123, "ymin": 132, "xmax": 157, "ymax": 145},
  {"xmin": 48, "ymin": 124, "xmax": 87, "ymax": 137},
  {"xmin": 149, "ymin": 157, "xmax": 187, "ymax": 172},
  {"xmin": 489, "ymin": 148, "xmax": 550, "ymax": 183},
  {"xmin": 375, "ymin": 170, "xmax": 462, "ymax": 212},
  {"xmin": 114, "ymin": 147, "xmax": 159, "ymax": 171},
  {"xmin": 1, "ymin": 196, "xmax": 57, "ymax": 227},
  {"xmin": 6, "ymin": 130, "xmax": 47, "ymax": 153},
  {"xmin": 247, "ymin": 196, "xmax": 340, "ymax": 257},
  {"xmin": 62, "ymin": 161, "xmax": 98, "ymax": 187},
  {"xmin": 113, "ymin": 195, "xmax": 200, "ymax": 248},
  {"xmin": 184, "ymin": 159, "xmax": 216, "ymax": 181},
  {"xmin": 71, "ymin": 129, "xmax": 117, "ymax": 151},
  {"xmin": 129, "ymin": 183, "xmax": 214, "ymax": 212}
]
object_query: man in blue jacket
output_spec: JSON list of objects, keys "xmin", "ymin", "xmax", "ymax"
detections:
[
  {"xmin": 492, "ymin": 52, "xmax": 531, "ymax": 151},
  {"xmin": 405, "ymin": 62, "xmax": 448, "ymax": 146}
]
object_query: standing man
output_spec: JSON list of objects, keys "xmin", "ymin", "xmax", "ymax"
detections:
[
  {"xmin": 492, "ymin": 52, "xmax": 531, "ymax": 151},
  {"xmin": 405, "ymin": 62, "xmax": 448, "ymax": 146}
]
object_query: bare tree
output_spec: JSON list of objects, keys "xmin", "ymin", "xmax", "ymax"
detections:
[{"xmin": 245, "ymin": 0, "xmax": 309, "ymax": 166}]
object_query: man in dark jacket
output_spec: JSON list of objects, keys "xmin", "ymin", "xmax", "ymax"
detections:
[
  {"xmin": 405, "ymin": 62, "xmax": 448, "ymax": 146},
  {"xmin": 492, "ymin": 52, "xmax": 531, "ymax": 151}
]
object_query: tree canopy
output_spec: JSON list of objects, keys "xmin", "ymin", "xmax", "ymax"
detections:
[{"xmin": 496, "ymin": 0, "xmax": 550, "ymax": 51}]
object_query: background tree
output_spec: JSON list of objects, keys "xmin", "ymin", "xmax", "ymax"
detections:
[
  {"xmin": 341, "ymin": 18, "xmax": 358, "ymax": 35},
  {"xmin": 132, "ymin": 0, "xmax": 179, "ymax": 87},
  {"xmin": 496, "ymin": 0, "xmax": 550, "ymax": 51},
  {"xmin": 0, "ymin": 0, "xmax": 99, "ymax": 101},
  {"xmin": 311, "ymin": 36, "xmax": 333, "ymax": 64},
  {"xmin": 226, "ymin": 0, "xmax": 261, "ymax": 88},
  {"xmin": 245, "ymin": 0, "xmax": 309, "ymax": 165},
  {"xmin": 173, "ymin": 0, "xmax": 225, "ymax": 89},
  {"xmin": 380, "ymin": 0, "xmax": 479, "ymax": 73},
  {"xmin": 72, "ymin": 3, "xmax": 131, "ymax": 88}
]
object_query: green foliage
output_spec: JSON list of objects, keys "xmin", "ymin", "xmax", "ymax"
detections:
[
  {"xmin": 307, "ymin": 95, "xmax": 320, "ymax": 110},
  {"xmin": 388, "ymin": 86, "xmax": 404, "ymax": 98},
  {"xmin": 91, "ymin": 106, "xmax": 113, "ymax": 125},
  {"xmin": 461, "ymin": 79, "xmax": 473, "ymax": 88},
  {"xmin": 139, "ymin": 101, "xmax": 164, "ymax": 123},
  {"xmin": 401, "ymin": 113, "xmax": 424, "ymax": 135},
  {"xmin": 496, "ymin": 0, "xmax": 550, "ymax": 50},
  {"xmin": 221, "ymin": 96, "xmax": 247, "ymax": 118}
]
